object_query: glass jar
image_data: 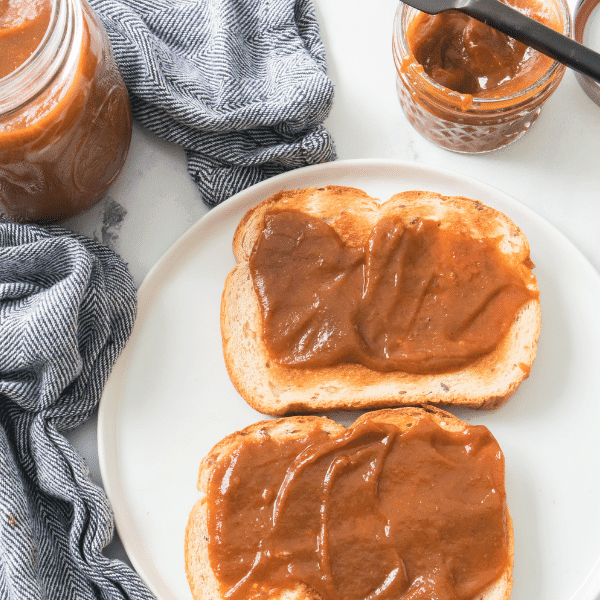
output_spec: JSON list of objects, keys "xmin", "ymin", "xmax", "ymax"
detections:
[
  {"xmin": 0, "ymin": 0, "xmax": 132, "ymax": 223},
  {"xmin": 392, "ymin": 0, "xmax": 571, "ymax": 153}
]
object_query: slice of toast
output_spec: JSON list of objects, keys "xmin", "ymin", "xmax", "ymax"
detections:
[
  {"xmin": 184, "ymin": 406, "xmax": 514, "ymax": 600},
  {"xmin": 221, "ymin": 186, "xmax": 541, "ymax": 415}
]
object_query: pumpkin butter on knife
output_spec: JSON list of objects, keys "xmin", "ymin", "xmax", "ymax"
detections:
[{"xmin": 221, "ymin": 185, "xmax": 541, "ymax": 415}]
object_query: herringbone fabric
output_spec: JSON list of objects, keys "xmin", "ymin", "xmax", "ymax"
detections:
[
  {"xmin": 90, "ymin": 0, "xmax": 336, "ymax": 207},
  {"xmin": 0, "ymin": 224, "xmax": 153, "ymax": 600}
]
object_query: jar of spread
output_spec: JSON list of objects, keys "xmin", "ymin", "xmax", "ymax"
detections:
[
  {"xmin": 392, "ymin": 0, "xmax": 571, "ymax": 153},
  {"xmin": 0, "ymin": 0, "xmax": 132, "ymax": 223}
]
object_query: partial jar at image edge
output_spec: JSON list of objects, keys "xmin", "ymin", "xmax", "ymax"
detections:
[
  {"xmin": 0, "ymin": 0, "xmax": 132, "ymax": 224},
  {"xmin": 392, "ymin": 0, "xmax": 571, "ymax": 153}
]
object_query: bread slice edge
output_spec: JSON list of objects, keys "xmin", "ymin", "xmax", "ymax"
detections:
[{"xmin": 221, "ymin": 186, "xmax": 541, "ymax": 415}]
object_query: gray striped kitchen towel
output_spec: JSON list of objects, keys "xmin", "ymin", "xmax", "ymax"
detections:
[
  {"xmin": 0, "ymin": 224, "xmax": 153, "ymax": 600},
  {"xmin": 89, "ymin": 0, "xmax": 336, "ymax": 207}
]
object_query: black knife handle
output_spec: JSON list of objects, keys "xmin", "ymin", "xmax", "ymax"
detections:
[{"xmin": 460, "ymin": 0, "xmax": 600, "ymax": 82}]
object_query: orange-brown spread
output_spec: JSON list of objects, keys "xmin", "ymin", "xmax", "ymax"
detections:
[
  {"xmin": 0, "ymin": 0, "xmax": 132, "ymax": 223},
  {"xmin": 249, "ymin": 209, "xmax": 537, "ymax": 374},
  {"xmin": 207, "ymin": 417, "xmax": 510, "ymax": 600},
  {"xmin": 406, "ymin": 0, "xmax": 560, "ymax": 96},
  {"xmin": 0, "ymin": 0, "xmax": 52, "ymax": 78}
]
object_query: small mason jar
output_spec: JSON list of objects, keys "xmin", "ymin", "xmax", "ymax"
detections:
[
  {"xmin": 392, "ymin": 0, "xmax": 571, "ymax": 153},
  {"xmin": 0, "ymin": 0, "xmax": 132, "ymax": 223}
]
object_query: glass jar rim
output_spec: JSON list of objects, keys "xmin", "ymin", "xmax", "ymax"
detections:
[
  {"xmin": 393, "ymin": 1, "xmax": 572, "ymax": 108},
  {"xmin": 0, "ymin": 0, "xmax": 82, "ymax": 115}
]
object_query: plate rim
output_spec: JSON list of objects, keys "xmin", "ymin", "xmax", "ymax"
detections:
[{"xmin": 134, "ymin": 158, "xmax": 600, "ymax": 305}]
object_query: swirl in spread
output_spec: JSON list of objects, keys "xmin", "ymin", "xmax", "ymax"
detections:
[
  {"xmin": 206, "ymin": 417, "xmax": 509, "ymax": 600},
  {"xmin": 249, "ymin": 209, "xmax": 537, "ymax": 374},
  {"xmin": 406, "ymin": 0, "xmax": 560, "ymax": 96}
]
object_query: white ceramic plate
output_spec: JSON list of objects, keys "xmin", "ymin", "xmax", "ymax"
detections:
[{"xmin": 98, "ymin": 159, "xmax": 600, "ymax": 600}]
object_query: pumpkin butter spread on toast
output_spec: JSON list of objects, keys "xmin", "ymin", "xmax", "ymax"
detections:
[
  {"xmin": 185, "ymin": 407, "xmax": 514, "ymax": 600},
  {"xmin": 221, "ymin": 186, "xmax": 541, "ymax": 415}
]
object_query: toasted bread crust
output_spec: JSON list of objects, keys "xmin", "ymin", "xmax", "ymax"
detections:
[
  {"xmin": 221, "ymin": 186, "xmax": 541, "ymax": 415},
  {"xmin": 184, "ymin": 407, "xmax": 514, "ymax": 600}
]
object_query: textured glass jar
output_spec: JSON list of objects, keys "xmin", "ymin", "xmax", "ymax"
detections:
[
  {"xmin": 0, "ymin": 0, "xmax": 132, "ymax": 223},
  {"xmin": 392, "ymin": 1, "xmax": 571, "ymax": 153}
]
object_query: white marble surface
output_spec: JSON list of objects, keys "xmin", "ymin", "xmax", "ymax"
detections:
[{"xmin": 64, "ymin": 0, "xmax": 600, "ymax": 576}]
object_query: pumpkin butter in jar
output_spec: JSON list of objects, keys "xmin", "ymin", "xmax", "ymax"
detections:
[
  {"xmin": 392, "ymin": 0, "xmax": 571, "ymax": 153},
  {"xmin": 0, "ymin": 0, "xmax": 132, "ymax": 223}
]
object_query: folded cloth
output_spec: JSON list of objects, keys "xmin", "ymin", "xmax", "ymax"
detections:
[
  {"xmin": 0, "ymin": 224, "xmax": 153, "ymax": 600},
  {"xmin": 89, "ymin": 0, "xmax": 336, "ymax": 207}
]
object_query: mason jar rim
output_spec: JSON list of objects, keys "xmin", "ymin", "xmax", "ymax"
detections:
[
  {"xmin": 393, "ymin": 0, "xmax": 572, "ymax": 110},
  {"xmin": 0, "ymin": 0, "xmax": 82, "ymax": 115}
]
